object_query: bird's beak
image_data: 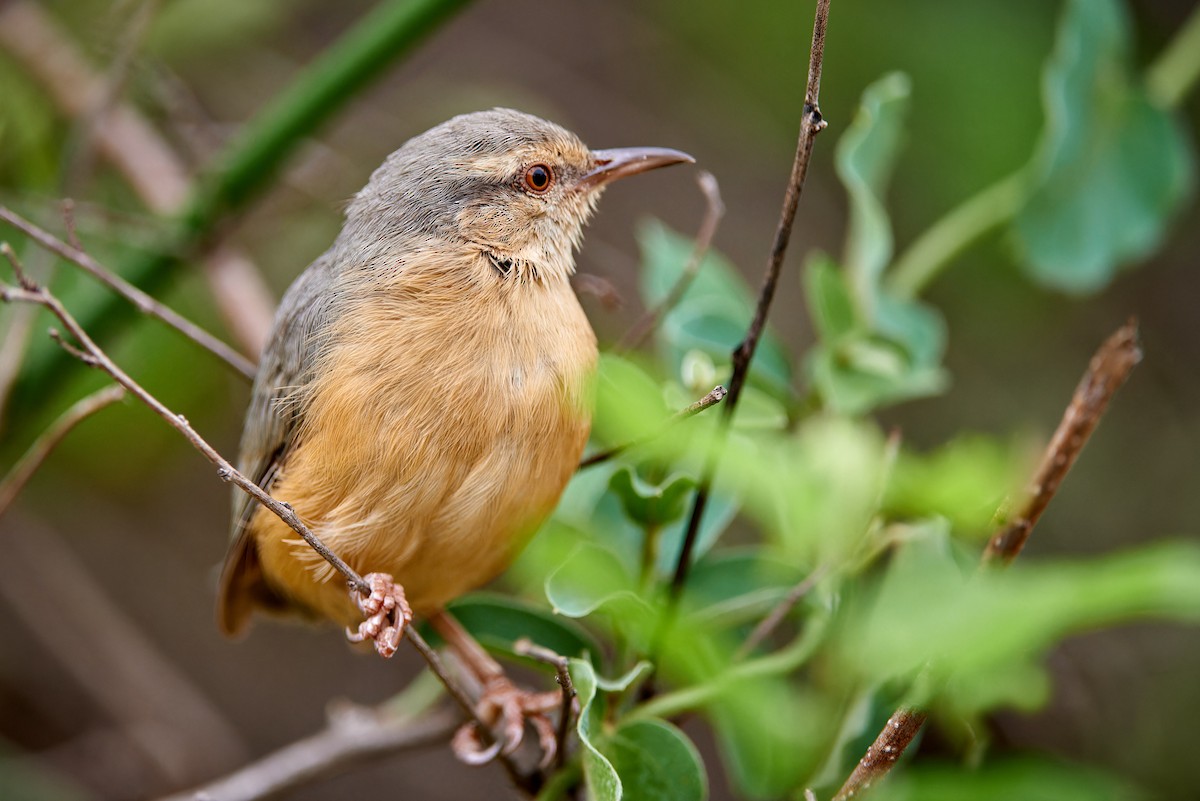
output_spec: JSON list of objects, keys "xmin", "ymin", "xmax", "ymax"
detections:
[{"xmin": 576, "ymin": 146, "xmax": 694, "ymax": 191}]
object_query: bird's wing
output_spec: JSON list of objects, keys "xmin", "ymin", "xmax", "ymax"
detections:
[{"xmin": 219, "ymin": 251, "xmax": 342, "ymax": 634}]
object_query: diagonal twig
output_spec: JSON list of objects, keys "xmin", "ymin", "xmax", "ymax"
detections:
[
  {"xmin": 0, "ymin": 383, "xmax": 125, "ymax": 519},
  {"xmin": 156, "ymin": 705, "xmax": 459, "ymax": 801},
  {"xmin": 831, "ymin": 319, "xmax": 1143, "ymax": 801},
  {"xmin": 0, "ymin": 257, "xmax": 535, "ymax": 789},
  {"xmin": 616, "ymin": 171, "xmax": 725, "ymax": 352},
  {"xmin": 577, "ymin": 385, "xmax": 728, "ymax": 470},
  {"xmin": 670, "ymin": 0, "xmax": 832, "ymax": 599},
  {"xmin": 0, "ymin": 210, "xmax": 257, "ymax": 379}
]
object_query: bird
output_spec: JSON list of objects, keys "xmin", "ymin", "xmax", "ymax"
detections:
[{"xmin": 216, "ymin": 108, "xmax": 691, "ymax": 757}]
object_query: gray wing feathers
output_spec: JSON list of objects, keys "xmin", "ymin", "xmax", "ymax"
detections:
[{"xmin": 230, "ymin": 251, "xmax": 343, "ymax": 538}]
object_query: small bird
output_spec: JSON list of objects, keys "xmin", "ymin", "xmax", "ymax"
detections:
[{"xmin": 216, "ymin": 109, "xmax": 690, "ymax": 751}]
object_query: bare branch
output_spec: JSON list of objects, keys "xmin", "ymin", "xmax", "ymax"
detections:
[
  {"xmin": 0, "ymin": 384, "xmax": 125, "ymax": 519},
  {"xmin": 157, "ymin": 706, "xmax": 459, "ymax": 801},
  {"xmin": 1, "ymin": 210, "xmax": 257, "ymax": 379},
  {"xmin": 0, "ymin": 258, "xmax": 541, "ymax": 791},
  {"xmin": 984, "ymin": 319, "xmax": 1142, "ymax": 566},
  {"xmin": 515, "ymin": 639, "xmax": 577, "ymax": 771},
  {"xmin": 736, "ymin": 563, "xmax": 830, "ymax": 660},
  {"xmin": 832, "ymin": 708, "xmax": 928, "ymax": 800},
  {"xmin": 578, "ymin": 385, "xmax": 728, "ymax": 470},
  {"xmin": 671, "ymin": 0, "xmax": 832, "ymax": 599},
  {"xmin": 616, "ymin": 171, "xmax": 725, "ymax": 352},
  {"xmin": 832, "ymin": 320, "xmax": 1143, "ymax": 801},
  {"xmin": 0, "ymin": 1, "xmax": 275, "ymax": 356}
]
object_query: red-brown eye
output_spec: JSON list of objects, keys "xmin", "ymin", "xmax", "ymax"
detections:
[{"xmin": 523, "ymin": 163, "xmax": 554, "ymax": 193}]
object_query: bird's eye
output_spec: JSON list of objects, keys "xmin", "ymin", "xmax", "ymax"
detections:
[{"xmin": 523, "ymin": 163, "xmax": 554, "ymax": 193}]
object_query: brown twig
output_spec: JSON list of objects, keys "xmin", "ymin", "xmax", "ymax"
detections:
[
  {"xmin": 833, "ymin": 707, "xmax": 928, "ymax": 800},
  {"xmin": 670, "ymin": 0, "xmax": 831, "ymax": 599},
  {"xmin": 0, "ymin": 243, "xmax": 535, "ymax": 793},
  {"xmin": 514, "ymin": 639, "xmax": 577, "ymax": 772},
  {"xmin": 735, "ymin": 563, "xmax": 830, "ymax": 660},
  {"xmin": 831, "ymin": 320, "xmax": 1143, "ymax": 801},
  {"xmin": 616, "ymin": 171, "xmax": 725, "ymax": 352},
  {"xmin": 0, "ymin": 211, "xmax": 257, "ymax": 379},
  {"xmin": 0, "ymin": 384, "xmax": 125, "ymax": 519},
  {"xmin": 0, "ymin": 1, "xmax": 275, "ymax": 356},
  {"xmin": 983, "ymin": 320, "xmax": 1143, "ymax": 566},
  {"xmin": 577, "ymin": 385, "xmax": 728, "ymax": 470},
  {"xmin": 156, "ymin": 705, "xmax": 459, "ymax": 801}
]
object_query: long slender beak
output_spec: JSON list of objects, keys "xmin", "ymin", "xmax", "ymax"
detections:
[{"xmin": 576, "ymin": 146, "xmax": 694, "ymax": 191}]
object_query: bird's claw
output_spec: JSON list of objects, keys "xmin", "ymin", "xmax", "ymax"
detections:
[
  {"xmin": 451, "ymin": 675, "xmax": 563, "ymax": 768},
  {"xmin": 345, "ymin": 573, "xmax": 412, "ymax": 658}
]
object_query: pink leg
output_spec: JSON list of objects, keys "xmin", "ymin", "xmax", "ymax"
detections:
[{"xmin": 345, "ymin": 573, "xmax": 413, "ymax": 658}]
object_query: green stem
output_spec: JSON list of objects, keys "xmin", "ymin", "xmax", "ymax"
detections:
[
  {"xmin": 631, "ymin": 609, "xmax": 830, "ymax": 721},
  {"xmin": 1146, "ymin": 3, "xmax": 1200, "ymax": 109},
  {"xmin": 885, "ymin": 171, "xmax": 1027, "ymax": 300},
  {"xmin": 8, "ymin": 0, "xmax": 470, "ymax": 418}
]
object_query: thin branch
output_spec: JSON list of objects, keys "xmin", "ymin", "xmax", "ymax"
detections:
[
  {"xmin": 0, "ymin": 209, "xmax": 257, "ymax": 379},
  {"xmin": 670, "ymin": 0, "xmax": 832, "ymax": 599},
  {"xmin": 832, "ymin": 708, "xmax": 928, "ymax": 800},
  {"xmin": 0, "ymin": 384, "xmax": 125, "ymax": 519},
  {"xmin": 616, "ymin": 171, "xmax": 725, "ymax": 352},
  {"xmin": 157, "ymin": 706, "xmax": 459, "ymax": 801},
  {"xmin": 0, "ymin": 255, "xmax": 536, "ymax": 793},
  {"xmin": 735, "ymin": 563, "xmax": 830, "ymax": 660},
  {"xmin": 983, "ymin": 319, "xmax": 1142, "ymax": 565},
  {"xmin": 0, "ymin": 277, "xmax": 360, "ymax": 590},
  {"xmin": 0, "ymin": 1, "xmax": 276, "ymax": 356},
  {"xmin": 832, "ymin": 320, "xmax": 1143, "ymax": 801},
  {"xmin": 515, "ymin": 639, "xmax": 577, "ymax": 772},
  {"xmin": 577, "ymin": 385, "xmax": 728, "ymax": 470}
]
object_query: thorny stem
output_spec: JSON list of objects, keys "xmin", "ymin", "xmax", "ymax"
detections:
[
  {"xmin": 0, "ymin": 383, "xmax": 125, "ymax": 519},
  {"xmin": 0, "ymin": 268, "xmax": 531, "ymax": 787},
  {"xmin": 577, "ymin": 385, "xmax": 728, "ymax": 470},
  {"xmin": 832, "ymin": 320, "xmax": 1142, "ymax": 801},
  {"xmin": 0, "ymin": 208, "xmax": 257, "ymax": 379},
  {"xmin": 669, "ymin": 0, "xmax": 831, "ymax": 600},
  {"xmin": 616, "ymin": 171, "xmax": 725, "ymax": 352}
]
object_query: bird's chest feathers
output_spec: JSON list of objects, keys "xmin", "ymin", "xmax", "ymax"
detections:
[{"xmin": 299, "ymin": 267, "xmax": 596, "ymax": 488}]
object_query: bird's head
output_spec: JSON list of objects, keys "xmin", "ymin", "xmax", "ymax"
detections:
[{"xmin": 339, "ymin": 108, "xmax": 692, "ymax": 283}]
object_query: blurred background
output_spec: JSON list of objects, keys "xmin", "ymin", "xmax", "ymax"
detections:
[{"xmin": 0, "ymin": 0, "xmax": 1197, "ymax": 798}]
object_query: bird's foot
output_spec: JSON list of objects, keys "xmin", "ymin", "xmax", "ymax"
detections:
[
  {"xmin": 345, "ymin": 573, "xmax": 412, "ymax": 658},
  {"xmin": 451, "ymin": 674, "xmax": 563, "ymax": 768}
]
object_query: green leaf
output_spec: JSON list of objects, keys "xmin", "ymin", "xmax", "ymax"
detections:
[
  {"xmin": 601, "ymin": 719, "xmax": 708, "ymax": 801},
  {"xmin": 571, "ymin": 659, "xmax": 655, "ymax": 801},
  {"xmin": 638, "ymin": 220, "xmax": 793, "ymax": 397},
  {"xmin": 433, "ymin": 593, "xmax": 603, "ymax": 665},
  {"xmin": 871, "ymin": 757, "xmax": 1143, "ymax": 801},
  {"xmin": 610, "ymin": 468, "xmax": 695, "ymax": 528},
  {"xmin": 837, "ymin": 539, "xmax": 1200, "ymax": 715},
  {"xmin": 1013, "ymin": 0, "xmax": 1195, "ymax": 292},
  {"xmin": 544, "ymin": 542, "xmax": 654, "ymax": 635},
  {"xmin": 883, "ymin": 434, "xmax": 1033, "ymax": 538},
  {"xmin": 682, "ymin": 548, "xmax": 810, "ymax": 627},
  {"xmin": 835, "ymin": 71, "xmax": 912, "ymax": 319},
  {"xmin": 654, "ymin": 484, "xmax": 741, "ymax": 578}
]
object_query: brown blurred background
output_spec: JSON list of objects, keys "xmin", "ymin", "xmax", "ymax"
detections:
[{"xmin": 1, "ymin": 0, "xmax": 1197, "ymax": 798}]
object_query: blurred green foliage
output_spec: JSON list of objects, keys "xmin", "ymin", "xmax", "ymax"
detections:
[{"xmin": 2, "ymin": 0, "xmax": 1199, "ymax": 799}]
